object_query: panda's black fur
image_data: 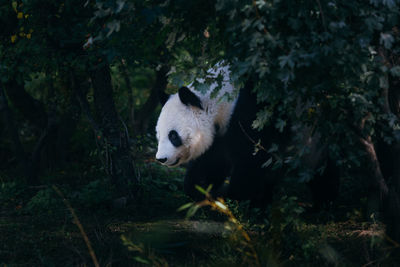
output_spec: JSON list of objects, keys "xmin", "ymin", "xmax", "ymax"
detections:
[
  {"xmin": 157, "ymin": 79, "xmax": 339, "ymax": 207},
  {"xmin": 182, "ymin": 81, "xmax": 290, "ymax": 204}
]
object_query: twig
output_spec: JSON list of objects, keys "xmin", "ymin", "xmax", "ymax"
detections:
[
  {"xmin": 52, "ymin": 185, "xmax": 100, "ymax": 267},
  {"xmin": 238, "ymin": 121, "xmax": 266, "ymax": 152},
  {"xmin": 362, "ymin": 259, "xmax": 380, "ymax": 267},
  {"xmin": 316, "ymin": 0, "xmax": 328, "ymax": 32},
  {"xmin": 196, "ymin": 195, "xmax": 260, "ymax": 267},
  {"xmin": 252, "ymin": 0, "xmax": 268, "ymax": 35},
  {"xmin": 383, "ymin": 233, "xmax": 400, "ymax": 248},
  {"xmin": 359, "ymin": 136, "xmax": 389, "ymax": 197},
  {"xmin": 119, "ymin": 116, "xmax": 130, "ymax": 147}
]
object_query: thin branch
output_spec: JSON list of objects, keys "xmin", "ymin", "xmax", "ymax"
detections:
[
  {"xmin": 316, "ymin": 0, "xmax": 328, "ymax": 32},
  {"xmin": 252, "ymin": 0, "xmax": 268, "ymax": 35},
  {"xmin": 194, "ymin": 194, "xmax": 260, "ymax": 267},
  {"xmin": 359, "ymin": 136, "xmax": 389, "ymax": 197},
  {"xmin": 52, "ymin": 185, "xmax": 100, "ymax": 267},
  {"xmin": 238, "ymin": 121, "xmax": 266, "ymax": 152},
  {"xmin": 119, "ymin": 116, "xmax": 130, "ymax": 147}
]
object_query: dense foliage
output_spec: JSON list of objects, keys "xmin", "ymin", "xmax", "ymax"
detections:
[{"xmin": 1, "ymin": 0, "xmax": 400, "ymax": 265}]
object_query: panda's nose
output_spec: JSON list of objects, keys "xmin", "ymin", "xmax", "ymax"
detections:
[{"xmin": 156, "ymin": 157, "xmax": 167, "ymax": 163}]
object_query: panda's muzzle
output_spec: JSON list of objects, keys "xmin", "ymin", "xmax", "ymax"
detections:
[
  {"xmin": 156, "ymin": 157, "xmax": 167, "ymax": 164},
  {"xmin": 169, "ymin": 157, "xmax": 181, "ymax": 167},
  {"xmin": 156, "ymin": 156, "xmax": 181, "ymax": 167}
]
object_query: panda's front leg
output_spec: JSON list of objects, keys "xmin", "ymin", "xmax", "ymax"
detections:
[
  {"xmin": 227, "ymin": 164, "xmax": 276, "ymax": 207},
  {"xmin": 183, "ymin": 162, "xmax": 210, "ymax": 201},
  {"xmin": 183, "ymin": 157, "xmax": 230, "ymax": 201}
]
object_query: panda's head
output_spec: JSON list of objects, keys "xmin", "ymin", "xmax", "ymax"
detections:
[{"xmin": 155, "ymin": 86, "xmax": 215, "ymax": 167}]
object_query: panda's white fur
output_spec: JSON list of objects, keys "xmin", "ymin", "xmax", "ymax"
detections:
[{"xmin": 155, "ymin": 65, "xmax": 238, "ymax": 167}]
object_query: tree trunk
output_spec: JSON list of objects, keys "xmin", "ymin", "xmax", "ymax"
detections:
[
  {"xmin": 382, "ymin": 76, "xmax": 400, "ymax": 241},
  {"xmin": 4, "ymin": 79, "xmax": 47, "ymax": 129},
  {"xmin": 28, "ymin": 113, "xmax": 58, "ymax": 185},
  {"xmin": 119, "ymin": 60, "xmax": 135, "ymax": 129},
  {"xmin": 359, "ymin": 136, "xmax": 389, "ymax": 219},
  {"xmin": 383, "ymin": 142, "xmax": 400, "ymax": 241},
  {"xmin": 134, "ymin": 65, "xmax": 170, "ymax": 135},
  {"xmin": 0, "ymin": 84, "xmax": 28, "ymax": 176},
  {"xmin": 89, "ymin": 62, "xmax": 138, "ymax": 197},
  {"xmin": 2, "ymin": 78, "xmax": 59, "ymax": 185},
  {"xmin": 52, "ymin": 79, "xmax": 81, "ymax": 164}
]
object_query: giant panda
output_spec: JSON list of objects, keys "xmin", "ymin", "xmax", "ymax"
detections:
[{"xmin": 155, "ymin": 65, "xmax": 287, "ymax": 203}]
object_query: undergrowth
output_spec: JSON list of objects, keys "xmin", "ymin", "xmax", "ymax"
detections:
[{"xmin": 1, "ymin": 160, "xmax": 400, "ymax": 266}]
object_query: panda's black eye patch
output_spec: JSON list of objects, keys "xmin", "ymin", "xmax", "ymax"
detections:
[{"xmin": 169, "ymin": 130, "xmax": 182, "ymax": 147}]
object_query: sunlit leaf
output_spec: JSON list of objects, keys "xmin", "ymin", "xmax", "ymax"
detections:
[
  {"xmin": 195, "ymin": 185, "xmax": 207, "ymax": 195},
  {"xmin": 177, "ymin": 202, "xmax": 193, "ymax": 212}
]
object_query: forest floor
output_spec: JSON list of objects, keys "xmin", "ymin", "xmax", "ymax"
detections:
[
  {"xmin": 1, "ymin": 162, "xmax": 400, "ymax": 266},
  {"xmin": 1, "ymin": 210, "xmax": 398, "ymax": 266}
]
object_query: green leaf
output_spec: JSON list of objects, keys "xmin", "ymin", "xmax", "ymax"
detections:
[
  {"xmin": 206, "ymin": 184, "xmax": 213, "ymax": 193},
  {"xmin": 177, "ymin": 202, "xmax": 194, "ymax": 212},
  {"xmin": 275, "ymin": 119, "xmax": 287, "ymax": 132},
  {"xmin": 380, "ymin": 33, "xmax": 394, "ymax": 49},
  {"xmin": 12, "ymin": 1, "xmax": 17, "ymax": 12},
  {"xmin": 390, "ymin": 66, "xmax": 400, "ymax": 77},
  {"xmin": 262, "ymin": 157, "xmax": 273, "ymax": 168},
  {"xmin": 134, "ymin": 256, "xmax": 150, "ymax": 264},
  {"xmin": 195, "ymin": 185, "xmax": 208, "ymax": 195},
  {"xmin": 186, "ymin": 204, "xmax": 200, "ymax": 218},
  {"xmin": 278, "ymin": 55, "xmax": 294, "ymax": 69}
]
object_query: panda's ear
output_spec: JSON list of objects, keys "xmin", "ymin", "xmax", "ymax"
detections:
[{"xmin": 178, "ymin": 87, "xmax": 203, "ymax": 110}]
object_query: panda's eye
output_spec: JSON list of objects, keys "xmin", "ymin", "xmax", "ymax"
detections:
[{"xmin": 169, "ymin": 130, "xmax": 182, "ymax": 147}]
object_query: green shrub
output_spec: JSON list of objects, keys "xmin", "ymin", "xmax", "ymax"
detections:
[
  {"xmin": 0, "ymin": 181, "xmax": 24, "ymax": 209},
  {"xmin": 25, "ymin": 187, "xmax": 64, "ymax": 218},
  {"xmin": 75, "ymin": 179, "xmax": 114, "ymax": 209}
]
